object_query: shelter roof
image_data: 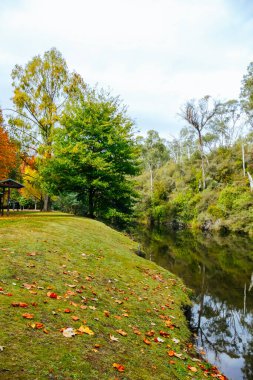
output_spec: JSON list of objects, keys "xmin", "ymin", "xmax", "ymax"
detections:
[{"xmin": 0, "ymin": 179, "xmax": 24, "ymax": 189}]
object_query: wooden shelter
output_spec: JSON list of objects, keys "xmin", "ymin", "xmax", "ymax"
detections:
[{"xmin": 0, "ymin": 179, "xmax": 24, "ymax": 216}]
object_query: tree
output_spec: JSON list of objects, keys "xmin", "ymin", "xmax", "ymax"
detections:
[
  {"xmin": 240, "ymin": 62, "xmax": 253, "ymax": 126},
  {"xmin": 42, "ymin": 89, "xmax": 140, "ymax": 226},
  {"xmin": 208, "ymin": 100, "xmax": 244, "ymax": 148},
  {"xmin": 141, "ymin": 130, "xmax": 169, "ymax": 194},
  {"xmin": 0, "ymin": 109, "xmax": 17, "ymax": 180},
  {"xmin": 8, "ymin": 48, "xmax": 85, "ymax": 210},
  {"xmin": 179, "ymin": 96, "xmax": 220, "ymax": 189}
]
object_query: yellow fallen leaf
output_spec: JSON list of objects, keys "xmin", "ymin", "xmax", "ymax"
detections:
[{"xmin": 78, "ymin": 325, "xmax": 94, "ymax": 335}]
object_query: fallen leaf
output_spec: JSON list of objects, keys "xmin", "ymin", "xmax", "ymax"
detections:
[
  {"xmin": 187, "ymin": 366, "xmax": 198, "ymax": 372},
  {"xmin": 168, "ymin": 350, "xmax": 175, "ymax": 357},
  {"xmin": 23, "ymin": 283, "xmax": 35, "ymax": 290},
  {"xmin": 154, "ymin": 337, "xmax": 164, "ymax": 343},
  {"xmin": 62, "ymin": 327, "xmax": 76, "ymax": 338},
  {"xmin": 22, "ymin": 313, "xmax": 34, "ymax": 319},
  {"xmin": 172, "ymin": 338, "xmax": 180, "ymax": 344},
  {"xmin": 143, "ymin": 338, "xmax": 151, "ymax": 345},
  {"xmin": 12, "ymin": 302, "xmax": 28, "ymax": 308},
  {"xmin": 110, "ymin": 335, "xmax": 119, "ymax": 342},
  {"xmin": 71, "ymin": 316, "xmax": 79, "ymax": 321},
  {"xmin": 116, "ymin": 329, "xmax": 127, "ymax": 336},
  {"xmin": 133, "ymin": 328, "xmax": 141, "ymax": 335},
  {"xmin": 104, "ymin": 310, "xmax": 110, "ymax": 317},
  {"xmin": 78, "ymin": 325, "xmax": 94, "ymax": 335},
  {"xmin": 47, "ymin": 292, "xmax": 58, "ymax": 299},
  {"xmin": 64, "ymin": 308, "xmax": 71, "ymax": 313},
  {"xmin": 113, "ymin": 363, "xmax": 125, "ymax": 372}
]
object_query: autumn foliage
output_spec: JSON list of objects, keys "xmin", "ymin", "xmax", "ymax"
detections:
[{"xmin": 0, "ymin": 110, "xmax": 17, "ymax": 180}]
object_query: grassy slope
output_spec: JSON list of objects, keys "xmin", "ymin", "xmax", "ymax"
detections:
[{"xmin": 0, "ymin": 212, "xmax": 220, "ymax": 380}]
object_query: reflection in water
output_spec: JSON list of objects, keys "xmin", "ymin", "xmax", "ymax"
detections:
[{"xmin": 133, "ymin": 228, "xmax": 253, "ymax": 380}]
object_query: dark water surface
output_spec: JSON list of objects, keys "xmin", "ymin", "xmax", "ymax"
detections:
[{"xmin": 133, "ymin": 228, "xmax": 253, "ymax": 380}]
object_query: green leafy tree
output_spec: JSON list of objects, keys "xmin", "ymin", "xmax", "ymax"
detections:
[
  {"xmin": 42, "ymin": 89, "xmax": 140, "ymax": 226},
  {"xmin": 8, "ymin": 48, "xmax": 85, "ymax": 210}
]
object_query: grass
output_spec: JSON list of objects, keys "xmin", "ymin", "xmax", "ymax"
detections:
[{"xmin": 0, "ymin": 212, "xmax": 224, "ymax": 380}]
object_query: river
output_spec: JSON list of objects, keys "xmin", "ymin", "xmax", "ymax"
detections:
[{"xmin": 133, "ymin": 228, "xmax": 253, "ymax": 380}]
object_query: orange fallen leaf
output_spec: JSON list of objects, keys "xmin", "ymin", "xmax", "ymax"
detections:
[
  {"xmin": 113, "ymin": 363, "xmax": 125, "ymax": 372},
  {"xmin": 168, "ymin": 350, "xmax": 175, "ymax": 357},
  {"xmin": 104, "ymin": 310, "xmax": 110, "ymax": 317},
  {"xmin": 143, "ymin": 338, "xmax": 151, "ymax": 345},
  {"xmin": 64, "ymin": 308, "xmax": 71, "ymax": 313},
  {"xmin": 116, "ymin": 329, "xmax": 127, "ymax": 336},
  {"xmin": 22, "ymin": 313, "xmax": 34, "ymax": 319},
  {"xmin": 71, "ymin": 316, "xmax": 79, "ymax": 321},
  {"xmin": 133, "ymin": 328, "xmax": 141, "ymax": 335},
  {"xmin": 12, "ymin": 302, "xmax": 28, "ymax": 307}
]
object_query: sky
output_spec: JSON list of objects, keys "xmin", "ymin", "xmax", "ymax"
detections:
[{"xmin": 0, "ymin": 0, "xmax": 253, "ymax": 139}]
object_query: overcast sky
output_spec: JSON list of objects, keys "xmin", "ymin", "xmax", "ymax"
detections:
[{"xmin": 0, "ymin": 0, "xmax": 253, "ymax": 139}]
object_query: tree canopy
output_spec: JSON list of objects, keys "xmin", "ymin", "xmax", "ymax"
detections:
[{"xmin": 41, "ymin": 89, "xmax": 140, "ymax": 226}]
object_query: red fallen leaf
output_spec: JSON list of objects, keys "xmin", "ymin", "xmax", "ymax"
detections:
[
  {"xmin": 6, "ymin": 293, "xmax": 13, "ymax": 296},
  {"xmin": 160, "ymin": 331, "xmax": 170, "ymax": 337},
  {"xmin": 143, "ymin": 338, "xmax": 151, "ymax": 345},
  {"xmin": 0, "ymin": 287, "xmax": 3, "ymax": 291},
  {"xmin": 187, "ymin": 366, "xmax": 198, "ymax": 372},
  {"xmin": 47, "ymin": 292, "xmax": 58, "ymax": 299},
  {"xmin": 23, "ymin": 313, "xmax": 34, "ymax": 319},
  {"xmin": 64, "ymin": 308, "xmax": 71, "ymax": 313},
  {"xmin": 112, "ymin": 363, "xmax": 125, "ymax": 372},
  {"xmin": 31, "ymin": 302, "xmax": 38, "ymax": 307}
]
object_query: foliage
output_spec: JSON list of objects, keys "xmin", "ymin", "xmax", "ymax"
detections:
[
  {"xmin": 9, "ymin": 48, "xmax": 85, "ymax": 210},
  {"xmin": 0, "ymin": 110, "xmax": 18, "ymax": 180},
  {"xmin": 42, "ymin": 89, "xmax": 140, "ymax": 226}
]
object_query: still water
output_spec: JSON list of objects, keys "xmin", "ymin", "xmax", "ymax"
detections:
[{"xmin": 134, "ymin": 228, "xmax": 253, "ymax": 380}]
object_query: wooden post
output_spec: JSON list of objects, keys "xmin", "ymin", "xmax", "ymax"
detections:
[
  {"xmin": 7, "ymin": 187, "xmax": 10, "ymax": 216},
  {"xmin": 2, "ymin": 188, "xmax": 5, "ymax": 216}
]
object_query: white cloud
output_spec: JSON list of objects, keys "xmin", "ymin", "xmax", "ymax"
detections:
[{"xmin": 0, "ymin": 0, "xmax": 252, "ymax": 137}]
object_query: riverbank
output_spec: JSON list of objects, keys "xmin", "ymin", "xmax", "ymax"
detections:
[{"xmin": 0, "ymin": 212, "xmax": 226, "ymax": 379}]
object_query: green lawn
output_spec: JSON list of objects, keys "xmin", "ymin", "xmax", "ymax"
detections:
[{"xmin": 0, "ymin": 212, "xmax": 223, "ymax": 379}]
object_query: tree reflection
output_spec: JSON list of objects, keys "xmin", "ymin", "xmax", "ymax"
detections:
[{"xmin": 134, "ymin": 227, "xmax": 253, "ymax": 379}]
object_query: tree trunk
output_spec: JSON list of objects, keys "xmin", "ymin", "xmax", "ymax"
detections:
[
  {"xmin": 242, "ymin": 143, "xmax": 246, "ymax": 177},
  {"xmin": 198, "ymin": 130, "xmax": 206, "ymax": 190},
  {"xmin": 43, "ymin": 195, "xmax": 51, "ymax": 211},
  {"xmin": 88, "ymin": 188, "xmax": 95, "ymax": 219}
]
